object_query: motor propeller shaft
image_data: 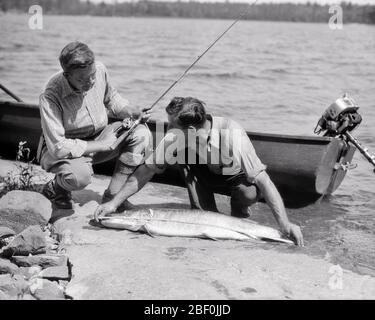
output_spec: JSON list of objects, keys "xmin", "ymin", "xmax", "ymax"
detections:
[{"xmin": 345, "ymin": 132, "xmax": 375, "ymax": 173}]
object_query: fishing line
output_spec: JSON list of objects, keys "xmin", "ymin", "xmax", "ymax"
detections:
[
  {"xmin": 147, "ymin": 0, "xmax": 259, "ymax": 111},
  {"xmin": 111, "ymin": 0, "xmax": 259, "ymax": 148}
]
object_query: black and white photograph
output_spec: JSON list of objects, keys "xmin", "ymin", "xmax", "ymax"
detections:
[{"xmin": 0, "ymin": 0, "xmax": 374, "ymax": 303}]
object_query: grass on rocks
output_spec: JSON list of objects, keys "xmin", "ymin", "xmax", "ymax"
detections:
[{"xmin": 0, "ymin": 141, "xmax": 48, "ymax": 197}]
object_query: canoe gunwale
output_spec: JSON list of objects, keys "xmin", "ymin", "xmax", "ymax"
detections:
[
  {"xmin": 0, "ymin": 100, "xmax": 355, "ymax": 208},
  {"xmin": 0, "ymin": 100, "xmax": 334, "ymax": 143}
]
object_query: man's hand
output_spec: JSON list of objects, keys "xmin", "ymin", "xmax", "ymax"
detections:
[
  {"xmin": 84, "ymin": 128, "xmax": 118, "ymax": 155},
  {"xmin": 94, "ymin": 201, "xmax": 118, "ymax": 222},
  {"xmin": 284, "ymin": 223, "xmax": 304, "ymax": 247},
  {"xmin": 98, "ymin": 129, "xmax": 117, "ymax": 151},
  {"xmin": 140, "ymin": 108, "xmax": 152, "ymax": 123}
]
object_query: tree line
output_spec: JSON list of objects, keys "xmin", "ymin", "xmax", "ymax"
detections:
[{"xmin": 1, "ymin": 0, "xmax": 374, "ymax": 24}]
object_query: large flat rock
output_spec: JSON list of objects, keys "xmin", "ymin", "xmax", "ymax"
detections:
[
  {"xmin": 57, "ymin": 175, "xmax": 375, "ymax": 300},
  {"xmin": 1, "ymin": 159, "xmax": 374, "ymax": 300},
  {"xmin": 64, "ymin": 219, "xmax": 375, "ymax": 299}
]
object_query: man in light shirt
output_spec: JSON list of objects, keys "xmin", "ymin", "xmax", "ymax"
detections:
[
  {"xmin": 94, "ymin": 97, "xmax": 304, "ymax": 246},
  {"xmin": 39, "ymin": 41, "xmax": 152, "ymax": 209}
]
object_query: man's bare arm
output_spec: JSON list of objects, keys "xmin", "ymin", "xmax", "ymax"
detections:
[
  {"xmin": 254, "ymin": 171, "xmax": 290, "ymax": 231},
  {"xmin": 94, "ymin": 164, "xmax": 155, "ymax": 220},
  {"xmin": 112, "ymin": 164, "xmax": 155, "ymax": 208},
  {"xmin": 254, "ymin": 171, "xmax": 304, "ymax": 246}
]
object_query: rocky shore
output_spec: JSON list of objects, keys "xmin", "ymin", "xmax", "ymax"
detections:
[
  {"xmin": 1, "ymin": 159, "xmax": 375, "ymax": 300},
  {"xmin": 0, "ymin": 190, "xmax": 72, "ymax": 300}
]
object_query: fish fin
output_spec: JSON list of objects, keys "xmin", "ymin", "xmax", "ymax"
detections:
[
  {"xmin": 143, "ymin": 224, "xmax": 155, "ymax": 238},
  {"xmin": 234, "ymin": 230, "xmax": 259, "ymax": 241},
  {"xmin": 126, "ymin": 224, "xmax": 144, "ymax": 232},
  {"xmin": 260, "ymin": 237, "xmax": 294, "ymax": 245},
  {"xmin": 201, "ymin": 233, "xmax": 218, "ymax": 241}
]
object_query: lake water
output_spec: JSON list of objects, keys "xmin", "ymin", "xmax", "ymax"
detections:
[{"xmin": 0, "ymin": 14, "xmax": 375, "ymax": 277}]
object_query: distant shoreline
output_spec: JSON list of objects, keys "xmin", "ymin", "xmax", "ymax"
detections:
[
  {"xmin": 1, "ymin": 12, "xmax": 373, "ymax": 26},
  {"xmin": 1, "ymin": 1, "xmax": 375, "ymax": 25}
]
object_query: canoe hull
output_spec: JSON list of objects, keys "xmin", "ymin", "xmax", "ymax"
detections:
[{"xmin": 0, "ymin": 100, "xmax": 356, "ymax": 208}]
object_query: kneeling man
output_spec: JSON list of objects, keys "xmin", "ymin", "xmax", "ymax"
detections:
[
  {"xmin": 39, "ymin": 41, "xmax": 152, "ymax": 209},
  {"xmin": 94, "ymin": 97, "xmax": 303, "ymax": 246}
]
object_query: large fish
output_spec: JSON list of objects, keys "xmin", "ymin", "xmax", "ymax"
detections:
[{"xmin": 98, "ymin": 209, "xmax": 294, "ymax": 245}]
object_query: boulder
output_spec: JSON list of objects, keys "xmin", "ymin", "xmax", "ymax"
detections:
[
  {"xmin": 0, "ymin": 226, "xmax": 15, "ymax": 239},
  {"xmin": 0, "ymin": 225, "xmax": 47, "ymax": 257},
  {"xmin": 19, "ymin": 266, "xmax": 42, "ymax": 280},
  {"xmin": 12, "ymin": 274, "xmax": 29, "ymax": 292},
  {"xmin": 0, "ymin": 227, "xmax": 15, "ymax": 249},
  {"xmin": 0, "ymin": 258, "xmax": 20, "ymax": 275},
  {"xmin": 0, "ymin": 190, "xmax": 52, "ymax": 233},
  {"xmin": 11, "ymin": 254, "xmax": 68, "ymax": 268},
  {"xmin": 29, "ymin": 279, "xmax": 65, "ymax": 300},
  {"xmin": 0, "ymin": 290, "xmax": 10, "ymax": 300},
  {"xmin": 0, "ymin": 274, "xmax": 18, "ymax": 298},
  {"xmin": 0, "ymin": 273, "xmax": 28, "ymax": 299},
  {"xmin": 39, "ymin": 266, "xmax": 71, "ymax": 281}
]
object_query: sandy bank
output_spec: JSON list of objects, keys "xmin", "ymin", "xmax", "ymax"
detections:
[{"xmin": 1, "ymin": 159, "xmax": 374, "ymax": 299}]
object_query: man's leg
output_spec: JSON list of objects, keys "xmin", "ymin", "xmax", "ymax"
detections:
[
  {"xmin": 95, "ymin": 123, "xmax": 152, "ymax": 209},
  {"xmin": 41, "ymin": 155, "xmax": 94, "ymax": 209},
  {"xmin": 178, "ymin": 164, "xmax": 218, "ymax": 212},
  {"xmin": 227, "ymin": 173, "xmax": 260, "ymax": 218}
]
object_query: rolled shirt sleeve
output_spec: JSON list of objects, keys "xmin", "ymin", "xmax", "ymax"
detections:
[
  {"xmin": 102, "ymin": 64, "xmax": 132, "ymax": 120},
  {"xmin": 39, "ymin": 94, "xmax": 88, "ymax": 159},
  {"xmin": 230, "ymin": 124, "xmax": 266, "ymax": 182}
]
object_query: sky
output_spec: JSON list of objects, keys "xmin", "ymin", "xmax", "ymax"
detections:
[{"xmin": 90, "ymin": 0, "xmax": 375, "ymax": 5}]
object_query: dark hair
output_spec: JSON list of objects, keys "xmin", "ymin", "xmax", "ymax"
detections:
[
  {"xmin": 59, "ymin": 41, "xmax": 95, "ymax": 72},
  {"xmin": 166, "ymin": 97, "xmax": 207, "ymax": 128}
]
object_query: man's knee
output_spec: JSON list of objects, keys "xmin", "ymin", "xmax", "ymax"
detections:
[
  {"xmin": 119, "ymin": 124, "xmax": 152, "ymax": 167},
  {"xmin": 231, "ymin": 184, "xmax": 259, "ymax": 206},
  {"xmin": 128, "ymin": 124, "xmax": 152, "ymax": 149},
  {"xmin": 55, "ymin": 161, "xmax": 93, "ymax": 191}
]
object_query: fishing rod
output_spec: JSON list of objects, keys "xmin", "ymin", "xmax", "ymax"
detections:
[
  {"xmin": 110, "ymin": 0, "xmax": 259, "ymax": 150},
  {"xmin": 0, "ymin": 83, "xmax": 23, "ymax": 102}
]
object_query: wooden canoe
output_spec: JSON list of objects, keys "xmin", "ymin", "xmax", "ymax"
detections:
[{"xmin": 0, "ymin": 100, "xmax": 356, "ymax": 208}]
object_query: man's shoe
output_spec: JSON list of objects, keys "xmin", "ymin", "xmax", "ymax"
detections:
[
  {"xmin": 231, "ymin": 206, "xmax": 252, "ymax": 218},
  {"xmin": 42, "ymin": 179, "xmax": 74, "ymax": 210}
]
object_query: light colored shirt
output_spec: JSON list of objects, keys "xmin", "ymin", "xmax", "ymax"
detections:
[
  {"xmin": 39, "ymin": 61, "xmax": 131, "ymax": 159},
  {"xmin": 145, "ymin": 116, "xmax": 266, "ymax": 182}
]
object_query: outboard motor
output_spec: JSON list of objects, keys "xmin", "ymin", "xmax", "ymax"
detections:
[{"xmin": 315, "ymin": 93, "xmax": 375, "ymax": 173}]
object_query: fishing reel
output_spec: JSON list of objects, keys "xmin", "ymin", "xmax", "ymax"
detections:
[
  {"xmin": 315, "ymin": 93, "xmax": 375, "ymax": 173},
  {"xmin": 110, "ymin": 117, "xmax": 140, "ymax": 150},
  {"xmin": 314, "ymin": 93, "xmax": 362, "ymax": 137}
]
